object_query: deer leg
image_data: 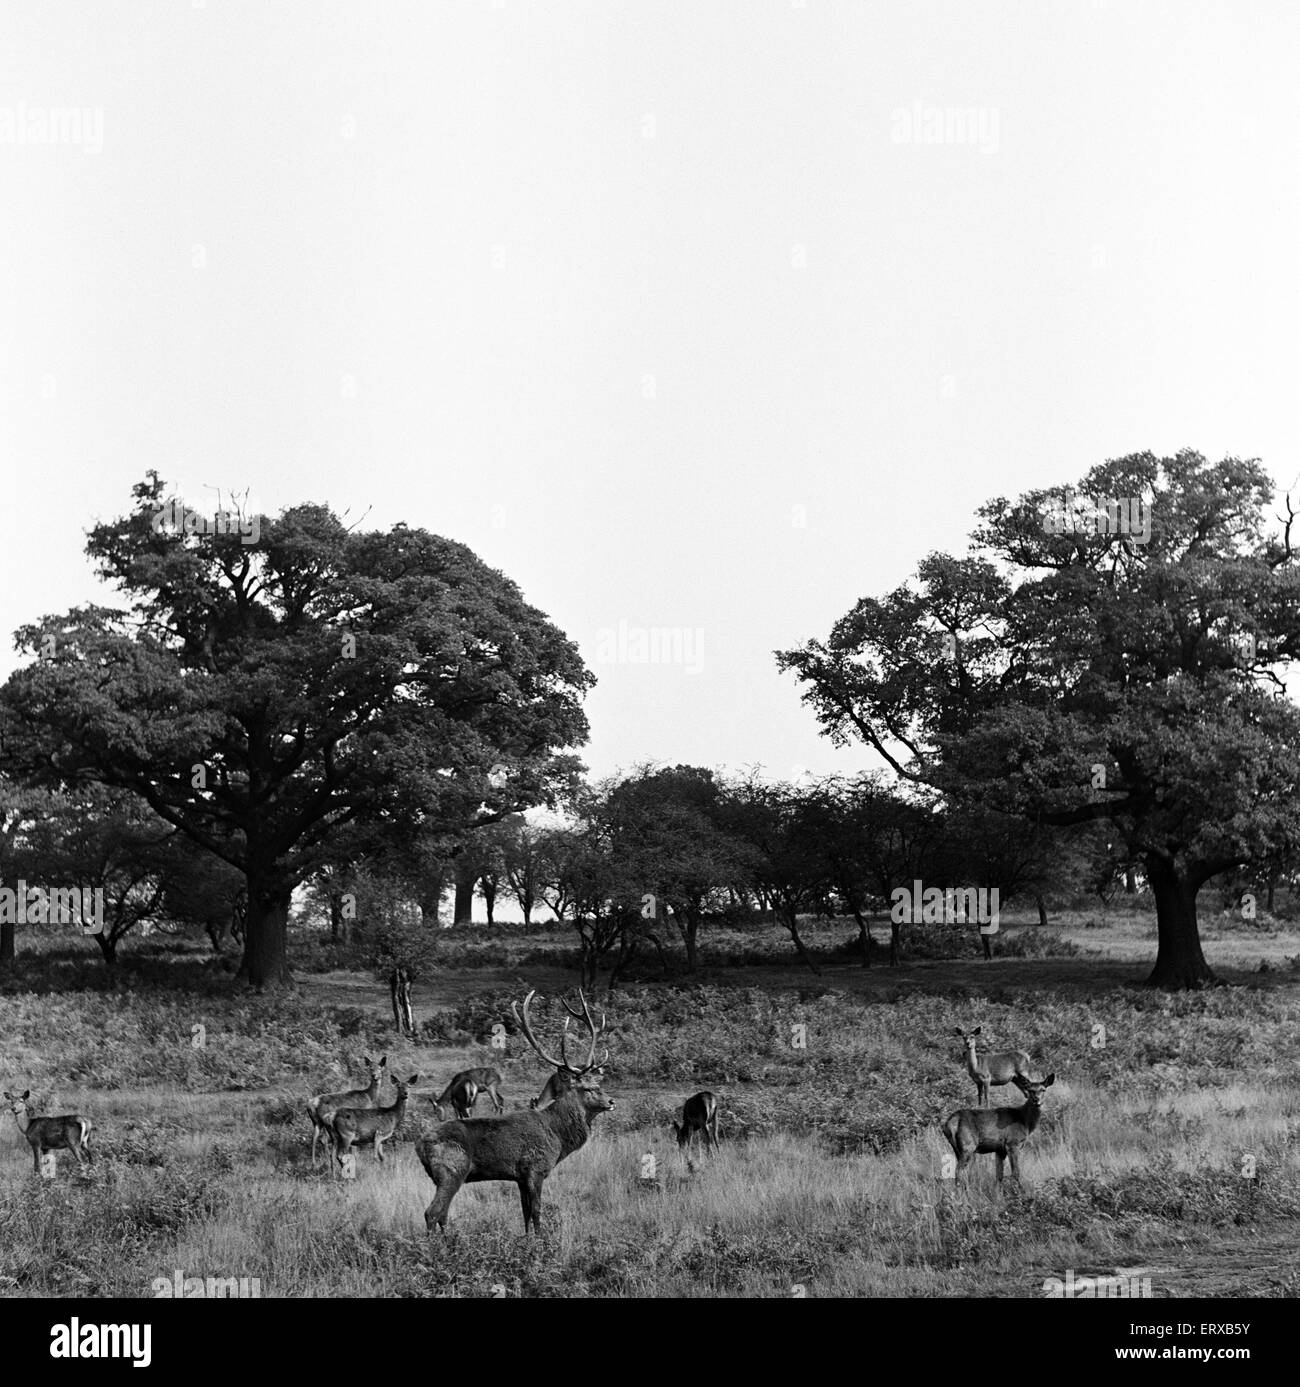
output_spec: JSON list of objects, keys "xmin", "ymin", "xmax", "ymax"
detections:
[
  {"xmin": 517, "ymin": 1178, "xmax": 534, "ymax": 1232},
  {"xmin": 995, "ymin": 1152, "xmax": 1005, "ymax": 1184},
  {"xmin": 525, "ymin": 1172, "xmax": 546, "ymax": 1235},
  {"xmin": 424, "ymin": 1168, "xmax": 467, "ymax": 1233},
  {"xmin": 32, "ymin": 1144, "xmax": 42, "ymax": 1173},
  {"xmin": 1009, "ymin": 1146, "xmax": 1021, "ymax": 1184},
  {"xmin": 420, "ymin": 1145, "xmax": 471, "ymax": 1233}
]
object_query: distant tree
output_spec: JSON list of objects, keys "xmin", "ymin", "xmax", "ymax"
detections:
[
  {"xmin": 721, "ymin": 776, "xmax": 833, "ymax": 973},
  {"xmin": 498, "ymin": 815, "xmax": 546, "ymax": 926},
  {"xmin": 0, "ymin": 778, "xmax": 62, "ymax": 970},
  {"xmin": 17, "ymin": 786, "xmax": 174, "ymax": 965},
  {"xmin": 598, "ymin": 765, "xmax": 752, "ymax": 971}
]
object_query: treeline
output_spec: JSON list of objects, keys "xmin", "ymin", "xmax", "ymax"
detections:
[
  {"xmin": 299, "ymin": 765, "xmax": 1137, "ymax": 987},
  {"xmin": 3, "ymin": 765, "xmax": 1294, "ymax": 984}
]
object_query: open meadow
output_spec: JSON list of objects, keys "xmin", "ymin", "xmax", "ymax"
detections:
[{"xmin": 3, "ymin": 906, "xmax": 1298, "ymax": 1299}]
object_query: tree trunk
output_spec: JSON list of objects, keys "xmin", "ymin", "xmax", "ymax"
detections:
[
  {"xmin": 1145, "ymin": 855, "xmax": 1218, "ymax": 990},
  {"xmin": 238, "ymin": 872, "xmax": 293, "ymax": 987},
  {"xmin": 1124, "ymin": 866, "xmax": 1137, "ymax": 894},
  {"xmin": 419, "ymin": 879, "xmax": 443, "ymax": 929},
  {"xmin": 482, "ymin": 879, "xmax": 497, "ymax": 926},
  {"xmin": 849, "ymin": 905, "xmax": 872, "ymax": 967},
  {"xmin": 453, "ymin": 876, "xmax": 474, "ymax": 925},
  {"xmin": 782, "ymin": 903, "xmax": 820, "ymax": 974},
  {"xmin": 520, "ymin": 887, "xmax": 533, "ymax": 927},
  {"xmin": 683, "ymin": 910, "xmax": 699, "ymax": 971},
  {"xmin": 1035, "ymin": 893, "xmax": 1049, "ymax": 927},
  {"xmin": 1266, "ymin": 876, "xmax": 1275, "ymax": 914},
  {"xmin": 329, "ymin": 890, "xmax": 343, "ymax": 943},
  {"xmin": 0, "ymin": 917, "xmax": 14, "ymax": 969},
  {"xmin": 95, "ymin": 932, "xmax": 118, "ymax": 965},
  {"xmin": 889, "ymin": 917, "xmax": 900, "ymax": 966}
]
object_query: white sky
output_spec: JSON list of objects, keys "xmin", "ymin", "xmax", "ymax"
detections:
[{"xmin": 2, "ymin": 0, "xmax": 1298, "ymax": 784}]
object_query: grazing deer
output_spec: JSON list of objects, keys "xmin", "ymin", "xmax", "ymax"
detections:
[
  {"xmin": 673, "ymin": 1091, "xmax": 720, "ymax": 1155},
  {"xmin": 330, "ymin": 1072, "xmax": 420, "ymax": 1179},
  {"xmin": 306, "ymin": 1056, "xmax": 386, "ymax": 1168},
  {"xmin": 942, "ymin": 1073, "xmax": 1055, "ymax": 1185},
  {"xmin": 390, "ymin": 967, "xmax": 414, "ymax": 1037},
  {"xmin": 529, "ymin": 1062, "xmax": 606, "ymax": 1110},
  {"xmin": 955, "ymin": 1026, "xmax": 1034, "ymax": 1107},
  {"xmin": 432, "ymin": 1067, "xmax": 505, "ymax": 1120},
  {"xmin": 417, "ymin": 990, "xmax": 614, "ymax": 1235},
  {"xmin": 4, "ymin": 1090, "xmax": 92, "ymax": 1173}
]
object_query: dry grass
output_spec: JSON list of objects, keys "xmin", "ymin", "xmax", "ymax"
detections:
[{"xmin": 2, "ymin": 907, "xmax": 1299, "ymax": 1297}]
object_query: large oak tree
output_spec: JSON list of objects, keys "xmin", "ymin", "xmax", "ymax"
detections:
[
  {"xmin": 1, "ymin": 475, "xmax": 593, "ymax": 985},
  {"xmin": 777, "ymin": 451, "xmax": 1300, "ymax": 988}
]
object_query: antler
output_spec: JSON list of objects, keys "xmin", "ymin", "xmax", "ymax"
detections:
[
  {"xmin": 512, "ymin": 991, "xmax": 570, "ymax": 1070},
  {"xmin": 513, "ymin": 990, "xmax": 608, "ymax": 1075},
  {"xmin": 560, "ymin": 990, "xmax": 608, "ymax": 1074}
]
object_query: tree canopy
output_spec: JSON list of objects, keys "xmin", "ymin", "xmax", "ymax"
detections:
[
  {"xmin": 0, "ymin": 474, "xmax": 594, "ymax": 984},
  {"xmin": 777, "ymin": 451, "xmax": 1300, "ymax": 987}
]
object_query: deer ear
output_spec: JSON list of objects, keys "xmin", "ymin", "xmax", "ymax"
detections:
[
  {"xmin": 972, "ymin": 1026, "xmax": 982, "ymax": 1035},
  {"xmin": 363, "ymin": 1057, "xmax": 372, "ymax": 1066},
  {"xmin": 1044, "ymin": 1074, "xmax": 1055, "ymax": 1087},
  {"xmin": 409, "ymin": 1074, "xmax": 420, "ymax": 1084},
  {"xmin": 379, "ymin": 1056, "xmax": 388, "ymax": 1067},
  {"xmin": 22, "ymin": 1090, "xmax": 30, "ymax": 1100}
]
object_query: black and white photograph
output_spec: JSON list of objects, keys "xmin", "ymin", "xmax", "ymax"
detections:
[{"xmin": 0, "ymin": 0, "xmax": 1297, "ymax": 1352}]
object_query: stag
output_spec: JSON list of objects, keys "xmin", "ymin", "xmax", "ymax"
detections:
[
  {"xmin": 416, "ymin": 990, "xmax": 613, "ymax": 1235},
  {"xmin": 529, "ymin": 1062, "xmax": 605, "ymax": 1110}
]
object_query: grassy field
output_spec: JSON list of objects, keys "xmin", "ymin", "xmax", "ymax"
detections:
[{"xmin": 2, "ymin": 907, "xmax": 1299, "ymax": 1298}]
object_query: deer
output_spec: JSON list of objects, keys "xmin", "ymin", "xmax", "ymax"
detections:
[
  {"xmin": 329, "ymin": 1072, "xmax": 420, "ymax": 1179},
  {"xmin": 306, "ymin": 1056, "xmax": 386, "ymax": 1168},
  {"xmin": 529, "ymin": 1062, "xmax": 606, "ymax": 1110},
  {"xmin": 955, "ymin": 1026, "xmax": 1034, "ymax": 1107},
  {"xmin": 417, "ymin": 989, "xmax": 614, "ymax": 1235},
  {"xmin": 390, "ymin": 967, "xmax": 414, "ymax": 1037},
  {"xmin": 673, "ymin": 1091, "xmax": 720, "ymax": 1155},
  {"xmin": 4, "ymin": 1090, "xmax": 92, "ymax": 1173},
  {"xmin": 942, "ymin": 1073, "xmax": 1055, "ymax": 1185},
  {"xmin": 432, "ymin": 1067, "xmax": 505, "ymax": 1120}
]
